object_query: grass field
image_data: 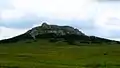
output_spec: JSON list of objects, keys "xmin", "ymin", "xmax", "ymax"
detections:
[{"xmin": 0, "ymin": 39, "xmax": 120, "ymax": 68}]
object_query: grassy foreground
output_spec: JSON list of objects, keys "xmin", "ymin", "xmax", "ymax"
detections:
[{"xmin": 0, "ymin": 40, "xmax": 120, "ymax": 68}]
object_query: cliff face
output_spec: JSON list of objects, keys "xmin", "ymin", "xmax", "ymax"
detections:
[{"xmin": 27, "ymin": 23, "xmax": 85, "ymax": 39}]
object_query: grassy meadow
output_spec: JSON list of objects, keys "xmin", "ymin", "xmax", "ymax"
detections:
[{"xmin": 0, "ymin": 40, "xmax": 119, "ymax": 68}]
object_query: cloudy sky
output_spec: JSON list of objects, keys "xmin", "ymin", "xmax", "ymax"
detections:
[{"xmin": 0, "ymin": 0, "xmax": 120, "ymax": 40}]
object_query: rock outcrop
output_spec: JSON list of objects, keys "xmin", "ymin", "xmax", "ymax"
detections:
[{"xmin": 27, "ymin": 22, "xmax": 85, "ymax": 39}]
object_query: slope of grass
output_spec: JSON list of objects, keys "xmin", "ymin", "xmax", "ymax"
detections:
[{"xmin": 0, "ymin": 39, "xmax": 120, "ymax": 68}]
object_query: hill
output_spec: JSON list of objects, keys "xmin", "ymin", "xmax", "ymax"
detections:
[
  {"xmin": 0, "ymin": 22, "xmax": 119, "ymax": 45},
  {"xmin": 0, "ymin": 23, "xmax": 119, "ymax": 68}
]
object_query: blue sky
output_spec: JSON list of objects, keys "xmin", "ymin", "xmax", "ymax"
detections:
[{"xmin": 0, "ymin": 0, "xmax": 120, "ymax": 40}]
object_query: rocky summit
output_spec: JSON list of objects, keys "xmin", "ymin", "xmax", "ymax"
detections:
[{"xmin": 27, "ymin": 22, "xmax": 85, "ymax": 39}]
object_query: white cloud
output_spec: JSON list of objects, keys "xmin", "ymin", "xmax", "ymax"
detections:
[
  {"xmin": 11, "ymin": 0, "xmax": 95, "ymax": 20},
  {"xmin": 0, "ymin": 0, "xmax": 98, "ymax": 21},
  {"xmin": 1, "ymin": 9, "xmax": 24, "ymax": 20},
  {"xmin": 92, "ymin": 2, "xmax": 120, "ymax": 39},
  {"xmin": 95, "ymin": 8, "xmax": 120, "ymax": 29},
  {"xmin": 0, "ymin": 0, "xmax": 14, "ymax": 9}
]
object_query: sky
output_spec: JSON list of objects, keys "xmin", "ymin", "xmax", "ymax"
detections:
[{"xmin": 0, "ymin": 0, "xmax": 120, "ymax": 40}]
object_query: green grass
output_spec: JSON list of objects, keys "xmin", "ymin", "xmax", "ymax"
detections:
[{"xmin": 0, "ymin": 39, "xmax": 120, "ymax": 68}]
